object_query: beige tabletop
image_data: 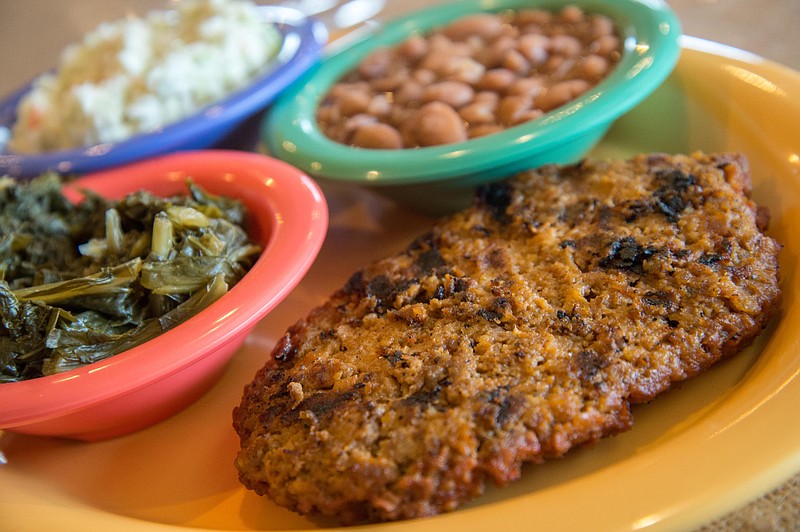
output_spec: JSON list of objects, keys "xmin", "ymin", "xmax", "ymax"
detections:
[{"xmin": 0, "ymin": 1, "xmax": 799, "ymax": 530}]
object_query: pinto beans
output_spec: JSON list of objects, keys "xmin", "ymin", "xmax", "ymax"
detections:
[
  {"xmin": 331, "ymin": 85, "xmax": 371, "ymax": 117},
  {"xmin": 535, "ymin": 79, "xmax": 591, "ymax": 112},
  {"xmin": 442, "ymin": 13, "xmax": 504, "ymax": 41},
  {"xmin": 352, "ymin": 122, "xmax": 404, "ymax": 149},
  {"xmin": 413, "ymin": 102, "xmax": 468, "ymax": 146},
  {"xmin": 459, "ymin": 100, "xmax": 496, "ymax": 124},
  {"xmin": 580, "ymin": 54, "xmax": 611, "ymax": 80},
  {"xmin": 479, "ymin": 68, "xmax": 517, "ymax": 91},
  {"xmin": 317, "ymin": 5, "xmax": 621, "ymax": 149},
  {"xmin": 516, "ymin": 33, "xmax": 549, "ymax": 64},
  {"xmin": 421, "ymin": 81, "xmax": 475, "ymax": 108},
  {"xmin": 498, "ymin": 95, "xmax": 533, "ymax": 126}
]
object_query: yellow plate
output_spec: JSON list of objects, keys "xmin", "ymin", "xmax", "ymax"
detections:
[{"xmin": 2, "ymin": 36, "xmax": 800, "ymax": 531}]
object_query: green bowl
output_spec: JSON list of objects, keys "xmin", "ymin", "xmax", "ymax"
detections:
[{"xmin": 262, "ymin": 0, "xmax": 682, "ymax": 214}]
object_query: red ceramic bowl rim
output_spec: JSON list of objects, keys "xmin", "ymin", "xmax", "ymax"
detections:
[{"xmin": 0, "ymin": 150, "xmax": 328, "ymax": 427}]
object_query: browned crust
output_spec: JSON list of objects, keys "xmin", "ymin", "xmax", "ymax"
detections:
[{"xmin": 233, "ymin": 152, "xmax": 781, "ymax": 524}]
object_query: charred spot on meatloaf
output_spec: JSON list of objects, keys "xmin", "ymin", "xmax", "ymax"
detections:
[{"xmin": 233, "ymin": 152, "xmax": 781, "ymax": 525}]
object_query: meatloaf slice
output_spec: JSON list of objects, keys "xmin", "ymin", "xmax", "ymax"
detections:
[{"xmin": 233, "ymin": 152, "xmax": 781, "ymax": 524}]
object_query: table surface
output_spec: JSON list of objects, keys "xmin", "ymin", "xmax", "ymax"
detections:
[{"xmin": 0, "ymin": 1, "xmax": 799, "ymax": 530}]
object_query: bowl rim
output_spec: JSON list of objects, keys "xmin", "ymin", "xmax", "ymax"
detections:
[
  {"xmin": 0, "ymin": 149, "xmax": 328, "ymax": 427},
  {"xmin": 263, "ymin": 0, "xmax": 682, "ymax": 185},
  {"xmin": 0, "ymin": 6, "xmax": 328, "ymax": 179}
]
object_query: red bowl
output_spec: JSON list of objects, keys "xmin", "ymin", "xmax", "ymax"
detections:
[{"xmin": 0, "ymin": 150, "xmax": 328, "ymax": 441}]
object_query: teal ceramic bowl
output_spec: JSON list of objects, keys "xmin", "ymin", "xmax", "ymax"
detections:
[{"xmin": 263, "ymin": 0, "xmax": 682, "ymax": 214}]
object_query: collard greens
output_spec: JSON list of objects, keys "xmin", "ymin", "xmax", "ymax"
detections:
[{"xmin": 0, "ymin": 173, "xmax": 261, "ymax": 382}]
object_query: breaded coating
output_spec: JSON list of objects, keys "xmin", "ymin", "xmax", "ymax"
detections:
[{"xmin": 233, "ymin": 152, "xmax": 781, "ymax": 524}]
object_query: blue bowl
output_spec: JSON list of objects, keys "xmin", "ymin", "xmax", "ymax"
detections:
[{"xmin": 0, "ymin": 6, "xmax": 327, "ymax": 179}]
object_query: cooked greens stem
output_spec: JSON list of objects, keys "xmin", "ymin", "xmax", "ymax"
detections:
[
  {"xmin": 151, "ymin": 212, "xmax": 173, "ymax": 259},
  {"xmin": 228, "ymin": 244, "xmax": 262, "ymax": 264},
  {"xmin": 78, "ymin": 238, "xmax": 108, "ymax": 259},
  {"xmin": 105, "ymin": 208, "xmax": 124, "ymax": 255},
  {"xmin": 13, "ymin": 258, "xmax": 143, "ymax": 304},
  {"xmin": 158, "ymin": 273, "xmax": 228, "ymax": 329},
  {"xmin": 129, "ymin": 232, "xmax": 151, "ymax": 258},
  {"xmin": 167, "ymin": 206, "xmax": 209, "ymax": 228}
]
